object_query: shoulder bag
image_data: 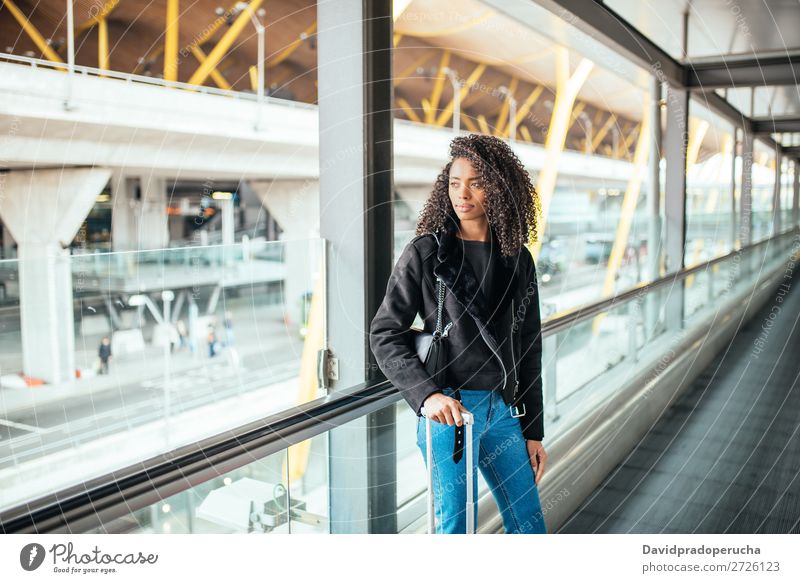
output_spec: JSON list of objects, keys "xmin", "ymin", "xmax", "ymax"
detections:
[{"xmin": 411, "ymin": 233, "xmax": 452, "ymax": 386}]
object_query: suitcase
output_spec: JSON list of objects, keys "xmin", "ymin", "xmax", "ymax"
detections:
[{"xmin": 420, "ymin": 407, "xmax": 475, "ymax": 534}]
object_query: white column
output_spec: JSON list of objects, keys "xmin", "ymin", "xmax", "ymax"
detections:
[
  {"xmin": 793, "ymin": 159, "xmax": 799, "ymax": 228},
  {"xmin": 138, "ymin": 175, "xmax": 169, "ymax": 250},
  {"xmin": 773, "ymin": 149, "xmax": 782, "ymax": 235},
  {"xmin": 112, "ymin": 174, "xmax": 168, "ymax": 250},
  {"xmin": 645, "ymin": 77, "xmax": 663, "ymax": 339},
  {"xmin": 0, "ymin": 168, "xmax": 111, "ymax": 383},
  {"xmin": 111, "ymin": 173, "xmax": 137, "ymax": 251},
  {"xmin": 663, "ymin": 85, "xmax": 688, "ymax": 330},
  {"xmin": 663, "ymin": 85, "xmax": 688, "ymax": 274},
  {"xmin": 647, "ymin": 77, "xmax": 663, "ymax": 280},
  {"xmin": 740, "ymin": 128, "xmax": 753, "ymax": 248},
  {"xmin": 219, "ymin": 197, "xmax": 235, "ymax": 246}
]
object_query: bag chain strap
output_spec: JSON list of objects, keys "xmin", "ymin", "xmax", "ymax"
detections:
[{"xmin": 433, "ymin": 278, "xmax": 444, "ymax": 337}]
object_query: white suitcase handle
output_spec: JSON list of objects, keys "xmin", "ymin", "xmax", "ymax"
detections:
[{"xmin": 420, "ymin": 408, "xmax": 475, "ymax": 534}]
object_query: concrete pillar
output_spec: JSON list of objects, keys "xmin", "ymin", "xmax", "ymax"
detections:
[
  {"xmin": 647, "ymin": 77, "xmax": 663, "ymax": 281},
  {"xmin": 0, "ymin": 168, "xmax": 111, "ymax": 383},
  {"xmin": 731, "ymin": 128, "xmax": 739, "ymax": 249},
  {"xmin": 138, "ymin": 175, "xmax": 169, "ymax": 250},
  {"xmin": 740, "ymin": 127, "xmax": 753, "ymax": 248},
  {"xmin": 219, "ymin": 197, "xmax": 235, "ymax": 246},
  {"xmin": 663, "ymin": 85, "xmax": 688, "ymax": 329},
  {"xmin": 793, "ymin": 159, "xmax": 799, "ymax": 228},
  {"xmin": 664, "ymin": 85, "xmax": 688, "ymax": 273},
  {"xmin": 773, "ymin": 149, "xmax": 782, "ymax": 236},
  {"xmin": 112, "ymin": 174, "xmax": 168, "ymax": 251},
  {"xmin": 250, "ymin": 179, "xmax": 320, "ymax": 330},
  {"xmin": 111, "ymin": 173, "xmax": 137, "ymax": 251},
  {"xmin": 645, "ymin": 78, "xmax": 663, "ymax": 339}
]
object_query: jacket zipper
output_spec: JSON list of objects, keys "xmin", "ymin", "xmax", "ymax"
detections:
[
  {"xmin": 479, "ymin": 326, "xmax": 507, "ymax": 394},
  {"xmin": 511, "ymin": 298, "xmax": 519, "ymax": 399}
]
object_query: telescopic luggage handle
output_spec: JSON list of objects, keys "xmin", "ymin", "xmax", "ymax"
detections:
[{"xmin": 419, "ymin": 408, "xmax": 475, "ymax": 534}]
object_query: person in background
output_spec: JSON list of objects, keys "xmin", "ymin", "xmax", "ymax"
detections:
[
  {"xmin": 98, "ymin": 337, "xmax": 112, "ymax": 375},
  {"xmin": 176, "ymin": 319, "xmax": 188, "ymax": 351},
  {"xmin": 223, "ymin": 311, "xmax": 235, "ymax": 347},
  {"xmin": 207, "ymin": 325, "xmax": 218, "ymax": 358}
]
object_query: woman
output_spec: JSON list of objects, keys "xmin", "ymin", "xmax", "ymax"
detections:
[{"xmin": 369, "ymin": 133, "xmax": 548, "ymax": 534}]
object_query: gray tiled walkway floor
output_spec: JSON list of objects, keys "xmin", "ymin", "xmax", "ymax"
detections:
[{"xmin": 559, "ymin": 261, "xmax": 800, "ymax": 534}]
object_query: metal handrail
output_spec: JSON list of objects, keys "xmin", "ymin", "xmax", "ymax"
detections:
[
  {"xmin": 0, "ymin": 52, "xmax": 316, "ymax": 110},
  {"xmin": 542, "ymin": 229, "xmax": 798, "ymax": 334},
  {"xmin": 0, "ymin": 227, "xmax": 797, "ymax": 533}
]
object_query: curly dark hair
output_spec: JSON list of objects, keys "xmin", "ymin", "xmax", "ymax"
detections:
[{"xmin": 415, "ymin": 133, "xmax": 542, "ymax": 258}]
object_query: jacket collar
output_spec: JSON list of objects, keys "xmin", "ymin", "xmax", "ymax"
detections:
[{"xmin": 432, "ymin": 217, "xmax": 520, "ymax": 333}]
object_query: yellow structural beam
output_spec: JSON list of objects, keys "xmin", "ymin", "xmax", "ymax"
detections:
[
  {"xmin": 495, "ymin": 76, "xmax": 519, "ymax": 136},
  {"xmin": 188, "ymin": 0, "xmax": 265, "ymax": 87},
  {"xmin": 686, "ymin": 118, "xmax": 710, "ymax": 170},
  {"xmin": 76, "ymin": 0, "xmax": 119, "ymax": 36},
  {"xmin": 97, "ymin": 18, "xmax": 109, "ymax": 70},
  {"xmin": 566, "ymin": 101, "xmax": 587, "ymax": 147},
  {"xmin": 421, "ymin": 97, "xmax": 432, "ymax": 120},
  {"xmin": 503, "ymin": 84, "xmax": 544, "ymax": 139},
  {"xmin": 282, "ymin": 262, "xmax": 325, "ymax": 483},
  {"xmin": 397, "ymin": 97, "xmax": 422, "ymax": 123},
  {"xmin": 136, "ymin": 0, "xmax": 240, "ymax": 74},
  {"xmin": 614, "ymin": 120, "xmax": 632, "ymax": 158},
  {"xmin": 529, "ymin": 47, "xmax": 594, "ymax": 259},
  {"xmin": 519, "ymin": 125, "xmax": 533, "ymax": 143},
  {"xmin": 569, "ymin": 101, "xmax": 586, "ymax": 124},
  {"xmin": 434, "ymin": 62, "xmax": 487, "ymax": 127},
  {"xmin": 462, "ymin": 87, "xmax": 485, "ymax": 109},
  {"xmin": 164, "ymin": 0, "xmax": 180, "ymax": 81},
  {"xmin": 190, "ymin": 45, "xmax": 232, "ymax": 90},
  {"xmin": 460, "ymin": 113, "xmax": 479, "ymax": 133},
  {"xmin": 3, "ymin": 0, "xmax": 62, "ymax": 62},
  {"xmin": 592, "ymin": 95, "xmax": 651, "ymax": 336},
  {"xmin": 591, "ymin": 113, "xmax": 617, "ymax": 152},
  {"xmin": 425, "ymin": 50, "xmax": 451, "ymax": 124},
  {"xmin": 618, "ymin": 122, "xmax": 641, "ymax": 160},
  {"xmin": 715, "ymin": 132, "xmax": 733, "ymax": 184},
  {"xmin": 267, "ymin": 22, "xmax": 317, "ymax": 68},
  {"xmin": 477, "ymin": 114, "xmax": 491, "ymax": 135},
  {"xmin": 685, "ymin": 239, "xmax": 704, "ymax": 286},
  {"xmin": 248, "ymin": 65, "xmax": 258, "ymax": 91}
]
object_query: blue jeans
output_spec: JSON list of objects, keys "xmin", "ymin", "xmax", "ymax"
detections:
[{"xmin": 416, "ymin": 386, "xmax": 547, "ymax": 534}]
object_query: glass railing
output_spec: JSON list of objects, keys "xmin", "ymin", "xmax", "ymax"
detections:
[
  {"xmin": 540, "ymin": 230, "xmax": 797, "ymax": 436},
  {"xmin": 2, "ymin": 229, "xmax": 798, "ymax": 534},
  {"xmin": 0, "ymin": 237, "xmax": 325, "ymax": 513}
]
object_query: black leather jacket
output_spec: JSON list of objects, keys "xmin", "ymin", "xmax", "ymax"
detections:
[{"xmin": 369, "ymin": 219, "xmax": 545, "ymax": 441}]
